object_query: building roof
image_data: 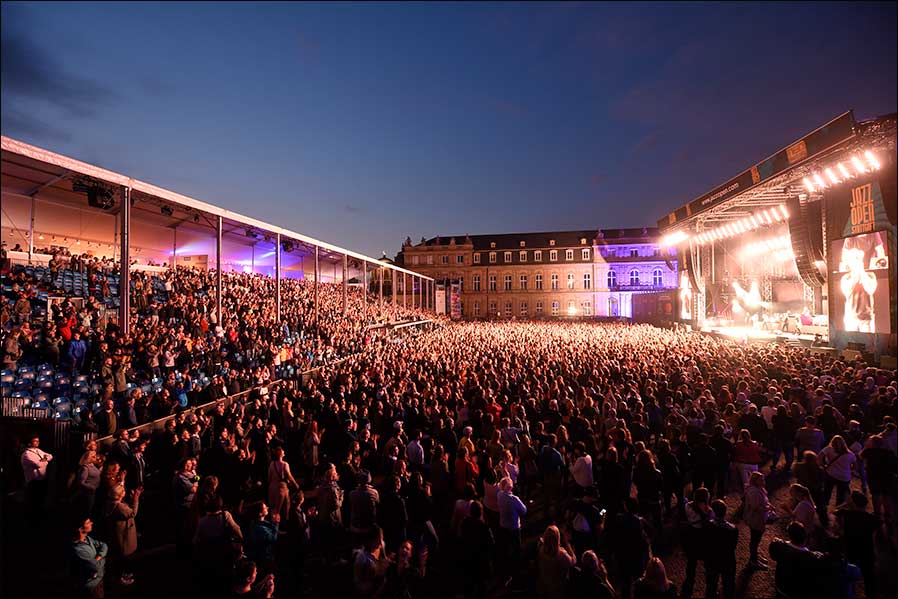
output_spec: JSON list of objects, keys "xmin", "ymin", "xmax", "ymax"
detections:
[{"xmin": 409, "ymin": 228, "xmax": 658, "ymax": 252}]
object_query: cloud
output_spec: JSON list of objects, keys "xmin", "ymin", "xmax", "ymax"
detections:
[
  {"xmin": 1, "ymin": 33, "xmax": 118, "ymax": 120},
  {"xmin": 0, "ymin": 107, "xmax": 72, "ymax": 142}
]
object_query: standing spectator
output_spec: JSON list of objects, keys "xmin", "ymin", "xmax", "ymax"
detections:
[
  {"xmin": 267, "ymin": 446, "xmax": 298, "ymax": 523},
  {"xmin": 536, "ymin": 524, "xmax": 575, "ymax": 599},
  {"xmin": 861, "ymin": 434, "xmax": 897, "ymax": 535},
  {"xmin": 771, "ymin": 405, "xmax": 798, "ymax": 472},
  {"xmin": 569, "ymin": 442, "xmax": 594, "ymax": 491},
  {"xmin": 459, "ymin": 501, "xmax": 494, "ymax": 599},
  {"xmin": 769, "ymin": 522, "xmax": 821, "ymax": 599},
  {"xmin": 818, "ymin": 435, "xmax": 856, "ymax": 526},
  {"xmin": 102, "ymin": 484, "xmax": 141, "ymax": 586},
  {"xmin": 243, "ymin": 502, "xmax": 279, "ymax": 575},
  {"xmin": 194, "ymin": 495, "xmax": 244, "ymax": 593},
  {"xmin": 567, "ymin": 550, "xmax": 615, "ymax": 599},
  {"xmin": 835, "ymin": 491, "xmax": 879, "ymax": 598},
  {"xmin": 497, "ymin": 476, "xmax": 527, "ymax": 582},
  {"xmin": 787, "ymin": 484, "xmax": 819, "ymax": 540},
  {"xmin": 73, "ymin": 449, "xmax": 102, "ymax": 520},
  {"xmin": 21, "ymin": 434, "xmax": 53, "ymax": 523},
  {"xmin": 70, "ymin": 518, "xmax": 108, "ymax": 599},
  {"xmin": 796, "ymin": 417, "xmax": 825, "ymax": 455},
  {"xmin": 733, "ymin": 429, "xmax": 763, "ymax": 492},
  {"xmin": 705, "ymin": 499, "xmax": 737, "ymax": 599},
  {"xmin": 681, "ymin": 488, "xmax": 712, "ymax": 598},
  {"xmin": 743, "ymin": 471, "xmax": 772, "ymax": 570},
  {"xmin": 67, "ymin": 331, "xmax": 88, "ymax": 374},
  {"xmin": 633, "ymin": 557, "xmax": 677, "ymax": 599}
]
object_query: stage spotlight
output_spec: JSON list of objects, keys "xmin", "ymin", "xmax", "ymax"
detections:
[
  {"xmin": 864, "ymin": 150, "xmax": 881, "ymax": 170},
  {"xmin": 282, "ymin": 240, "xmax": 294, "ymax": 253},
  {"xmin": 160, "ymin": 205, "xmax": 174, "ymax": 217},
  {"xmin": 837, "ymin": 163, "xmax": 851, "ymax": 179},
  {"xmin": 851, "ymin": 156, "xmax": 867, "ymax": 174},
  {"xmin": 193, "ymin": 213, "xmax": 200, "ymax": 223},
  {"xmin": 825, "ymin": 168, "xmax": 840, "ymax": 185},
  {"xmin": 803, "ymin": 177, "xmax": 816, "ymax": 193},
  {"xmin": 246, "ymin": 229, "xmax": 259, "ymax": 239}
]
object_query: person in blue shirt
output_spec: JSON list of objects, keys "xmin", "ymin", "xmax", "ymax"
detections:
[
  {"xmin": 244, "ymin": 502, "xmax": 280, "ymax": 576},
  {"xmin": 71, "ymin": 518, "xmax": 108, "ymax": 598},
  {"xmin": 67, "ymin": 331, "xmax": 88, "ymax": 375}
]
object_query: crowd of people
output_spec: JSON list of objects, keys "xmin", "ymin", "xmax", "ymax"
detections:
[{"xmin": 3, "ymin": 260, "xmax": 897, "ymax": 599}]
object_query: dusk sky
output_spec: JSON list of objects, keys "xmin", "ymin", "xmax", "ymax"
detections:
[{"xmin": 2, "ymin": 2, "xmax": 896, "ymax": 259}]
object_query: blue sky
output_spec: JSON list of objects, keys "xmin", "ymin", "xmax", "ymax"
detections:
[{"xmin": 2, "ymin": 2, "xmax": 895, "ymax": 258}]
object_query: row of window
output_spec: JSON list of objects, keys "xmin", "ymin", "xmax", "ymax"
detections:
[
  {"xmin": 475, "ymin": 248, "xmax": 590, "ymax": 265},
  {"xmin": 466, "ymin": 269, "xmax": 664, "ymax": 291},
  {"xmin": 473, "ymin": 299, "xmax": 594, "ymax": 317}
]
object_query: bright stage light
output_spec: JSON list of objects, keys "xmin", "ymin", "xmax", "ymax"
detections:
[
  {"xmin": 661, "ymin": 230, "xmax": 690, "ymax": 248},
  {"xmin": 778, "ymin": 205, "xmax": 789, "ymax": 219},
  {"xmin": 813, "ymin": 173, "xmax": 826, "ymax": 188},
  {"xmin": 851, "ymin": 156, "xmax": 867, "ymax": 174},
  {"xmin": 803, "ymin": 177, "xmax": 816, "ymax": 193},
  {"xmin": 837, "ymin": 163, "xmax": 851, "ymax": 179},
  {"xmin": 865, "ymin": 150, "xmax": 881, "ymax": 170},
  {"xmin": 825, "ymin": 168, "xmax": 840, "ymax": 185}
]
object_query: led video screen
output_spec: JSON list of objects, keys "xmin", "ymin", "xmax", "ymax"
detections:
[{"xmin": 830, "ymin": 230, "xmax": 891, "ymax": 334}]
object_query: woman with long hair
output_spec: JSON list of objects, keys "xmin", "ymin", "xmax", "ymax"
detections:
[
  {"xmin": 568, "ymin": 550, "xmax": 616, "ymax": 598},
  {"xmin": 818, "ymin": 435, "xmax": 856, "ymax": 526},
  {"xmin": 103, "ymin": 484, "xmax": 141, "ymax": 586},
  {"xmin": 632, "ymin": 449, "xmax": 664, "ymax": 533},
  {"xmin": 73, "ymin": 449, "xmax": 102, "ymax": 520},
  {"xmin": 787, "ymin": 483, "xmax": 819, "ymax": 539},
  {"xmin": 268, "ymin": 446, "xmax": 298, "ymax": 523},
  {"xmin": 536, "ymin": 525, "xmax": 575, "ymax": 599},
  {"xmin": 634, "ymin": 557, "xmax": 677, "ymax": 599}
]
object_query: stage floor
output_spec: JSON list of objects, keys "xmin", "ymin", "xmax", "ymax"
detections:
[{"xmin": 698, "ymin": 323, "xmax": 829, "ymax": 347}]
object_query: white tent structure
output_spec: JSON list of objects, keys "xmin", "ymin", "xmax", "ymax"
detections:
[{"xmin": 1, "ymin": 136, "xmax": 434, "ymax": 333}]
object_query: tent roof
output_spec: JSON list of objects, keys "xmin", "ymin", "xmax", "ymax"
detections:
[{"xmin": 1, "ymin": 136, "xmax": 430, "ymax": 278}]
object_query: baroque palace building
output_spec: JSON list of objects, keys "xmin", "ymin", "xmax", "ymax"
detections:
[{"xmin": 396, "ymin": 228, "xmax": 678, "ymax": 319}]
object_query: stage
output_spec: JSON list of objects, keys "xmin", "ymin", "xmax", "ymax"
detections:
[{"xmin": 697, "ymin": 322, "xmax": 836, "ymax": 353}]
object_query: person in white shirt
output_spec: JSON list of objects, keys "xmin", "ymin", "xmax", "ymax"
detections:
[
  {"xmin": 569, "ymin": 442, "xmax": 594, "ymax": 490},
  {"xmin": 21, "ymin": 435, "xmax": 53, "ymax": 523},
  {"xmin": 818, "ymin": 435, "xmax": 856, "ymax": 524}
]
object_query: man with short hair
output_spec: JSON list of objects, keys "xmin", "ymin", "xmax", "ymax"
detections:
[{"xmin": 496, "ymin": 476, "xmax": 526, "ymax": 582}]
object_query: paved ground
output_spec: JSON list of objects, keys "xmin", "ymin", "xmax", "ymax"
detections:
[{"xmin": 2, "ymin": 464, "xmax": 895, "ymax": 599}]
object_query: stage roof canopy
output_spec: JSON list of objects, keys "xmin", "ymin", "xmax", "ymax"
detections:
[{"xmin": 657, "ymin": 111, "xmax": 897, "ymax": 234}]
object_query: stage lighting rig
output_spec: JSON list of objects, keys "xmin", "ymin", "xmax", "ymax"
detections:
[
  {"xmin": 160, "ymin": 205, "xmax": 174, "ymax": 217},
  {"xmin": 71, "ymin": 176, "xmax": 115, "ymax": 210}
]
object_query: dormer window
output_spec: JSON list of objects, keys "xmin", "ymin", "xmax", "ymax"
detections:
[
  {"xmin": 490, "ymin": 242, "xmax": 496, "ymax": 249},
  {"xmin": 549, "ymin": 239, "xmax": 556, "ymax": 246},
  {"xmin": 580, "ymin": 238, "xmax": 587, "ymax": 245},
  {"xmin": 519, "ymin": 241, "xmax": 526, "ymax": 247}
]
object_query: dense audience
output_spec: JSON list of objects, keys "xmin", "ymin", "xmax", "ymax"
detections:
[{"xmin": 3, "ymin": 262, "xmax": 897, "ymax": 598}]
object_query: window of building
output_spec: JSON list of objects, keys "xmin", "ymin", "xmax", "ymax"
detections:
[
  {"xmin": 567, "ymin": 273, "xmax": 575, "ymax": 289},
  {"xmin": 653, "ymin": 248, "xmax": 660, "ymax": 257},
  {"xmin": 582, "ymin": 301, "xmax": 592, "ymax": 316},
  {"xmin": 607, "ymin": 270, "xmax": 617, "ymax": 288},
  {"xmin": 549, "ymin": 239, "xmax": 556, "ymax": 246},
  {"xmin": 551, "ymin": 273, "xmax": 559, "ymax": 290},
  {"xmin": 605, "ymin": 248, "xmax": 616, "ymax": 258},
  {"xmin": 472, "ymin": 275, "xmax": 481, "ymax": 291},
  {"xmin": 489, "ymin": 252, "xmax": 496, "ymax": 264},
  {"xmin": 489, "ymin": 301, "xmax": 497, "ymax": 315},
  {"xmin": 580, "ymin": 238, "xmax": 587, "ymax": 245},
  {"xmin": 629, "ymin": 270, "xmax": 640, "ymax": 285},
  {"xmin": 583, "ymin": 273, "xmax": 591, "ymax": 289},
  {"xmin": 536, "ymin": 300, "xmax": 544, "ymax": 314},
  {"xmin": 412, "ymin": 255, "xmax": 419, "ymax": 265},
  {"xmin": 459, "ymin": 277, "xmax": 464, "ymax": 292},
  {"xmin": 473, "ymin": 253, "xmax": 481, "ymax": 264},
  {"xmin": 565, "ymin": 249, "xmax": 574, "ymax": 261},
  {"xmin": 520, "ymin": 274, "xmax": 528, "ymax": 290},
  {"xmin": 630, "ymin": 249, "xmax": 639, "ymax": 257},
  {"xmin": 520, "ymin": 301, "xmax": 528, "ymax": 316},
  {"xmin": 426, "ymin": 255, "xmax": 433, "ymax": 265},
  {"xmin": 519, "ymin": 241, "xmax": 526, "ymax": 247},
  {"xmin": 504, "ymin": 251, "xmax": 512, "ymax": 263},
  {"xmin": 456, "ymin": 255, "xmax": 464, "ymax": 264},
  {"xmin": 568, "ymin": 300, "xmax": 576, "ymax": 314},
  {"xmin": 534, "ymin": 250, "xmax": 542, "ymax": 262},
  {"xmin": 441, "ymin": 255, "xmax": 449, "ymax": 265},
  {"xmin": 473, "ymin": 301, "xmax": 481, "ymax": 316},
  {"xmin": 519, "ymin": 250, "xmax": 527, "ymax": 263},
  {"xmin": 581, "ymin": 248, "xmax": 590, "ymax": 260},
  {"xmin": 535, "ymin": 274, "xmax": 543, "ymax": 290},
  {"xmin": 550, "ymin": 249, "xmax": 558, "ymax": 262},
  {"xmin": 504, "ymin": 274, "xmax": 512, "ymax": 291},
  {"xmin": 488, "ymin": 275, "xmax": 496, "ymax": 291},
  {"xmin": 504, "ymin": 301, "xmax": 512, "ymax": 317},
  {"xmin": 653, "ymin": 268, "xmax": 663, "ymax": 287},
  {"xmin": 490, "ymin": 242, "xmax": 496, "ymax": 249},
  {"xmin": 551, "ymin": 300, "xmax": 560, "ymax": 315}
]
